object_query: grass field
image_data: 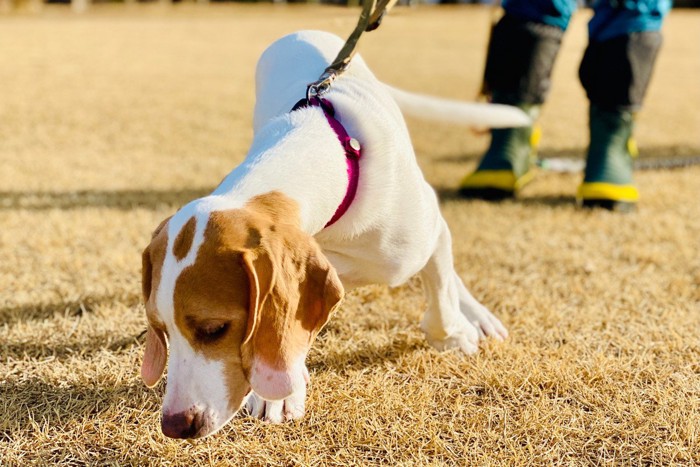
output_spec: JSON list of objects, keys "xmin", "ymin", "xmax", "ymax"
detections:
[{"xmin": 1, "ymin": 4, "xmax": 699, "ymax": 465}]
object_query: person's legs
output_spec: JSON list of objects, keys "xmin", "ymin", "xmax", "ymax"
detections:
[
  {"xmin": 578, "ymin": 0, "xmax": 670, "ymax": 210},
  {"xmin": 459, "ymin": 0, "xmax": 576, "ymax": 200}
]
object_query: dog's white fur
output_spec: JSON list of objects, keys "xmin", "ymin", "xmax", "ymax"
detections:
[{"xmin": 151, "ymin": 30, "xmax": 512, "ymax": 436}]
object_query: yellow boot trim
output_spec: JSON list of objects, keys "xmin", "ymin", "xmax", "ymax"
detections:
[
  {"xmin": 530, "ymin": 124, "xmax": 542, "ymax": 150},
  {"xmin": 627, "ymin": 136, "xmax": 639, "ymax": 158},
  {"xmin": 459, "ymin": 169, "xmax": 535, "ymax": 192},
  {"xmin": 577, "ymin": 182, "xmax": 639, "ymax": 202}
]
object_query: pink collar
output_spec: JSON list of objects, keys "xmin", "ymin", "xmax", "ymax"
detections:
[{"xmin": 292, "ymin": 97, "xmax": 362, "ymax": 228}]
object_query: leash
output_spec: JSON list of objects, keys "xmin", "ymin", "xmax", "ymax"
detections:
[
  {"xmin": 537, "ymin": 155, "xmax": 700, "ymax": 173},
  {"xmin": 306, "ymin": 0, "xmax": 397, "ymax": 100},
  {"xmin": 292, "ymin": 0, "xmax": 395, "ymax": 228}
]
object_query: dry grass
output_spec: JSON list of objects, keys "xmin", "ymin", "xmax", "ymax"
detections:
[{"xmin": 1, "ymin": 4, "xmax": 699, "ymax": 466}]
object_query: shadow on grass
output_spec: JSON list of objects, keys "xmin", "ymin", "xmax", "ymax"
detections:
[
  {"xmin": 518, "ymin": 194, "xmax": 578, "ymax": 207},
  {"xmin": 431, "ymin": 148, "xmax": 587, "ymax": 165},
  {"xmin": 310, "ymin": 335, "xmax": 425, "ymax": 374},
  {"xmin": 0, "ymin": 379, "xmax": 153, "ymax": 437},
  {"xmin": 434, "ymin": 186, "xmax": 576, "ymax": 208},
  {"xmin": 0, "ymin": 331, "xmax": 146, "ymax": 361},
  {"xmin": 0, "ymin": 293, "xmax": 141, "ymax": 326},
  {"xmin": 433, "ymin": 187, "xmax": 470, "ymax": 203},
  {"xmin": 0, "ymin": 187, "xmax": 213, "ymax": 211},
  {"xmin": 433, "ymin": 145, "xmax": 700, "ymax": 166},
  {"xmin": 429, "ymin": 150, "xmax": 483, "ymax": 165}
]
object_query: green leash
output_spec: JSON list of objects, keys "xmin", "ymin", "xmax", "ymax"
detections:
[{"xmin": 307, "ymin": 0, "xmax": 397, "ymax": 99}]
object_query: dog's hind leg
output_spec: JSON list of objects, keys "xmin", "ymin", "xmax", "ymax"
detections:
[{"xmin": 419, "ymin": 218, "xmax": 507, "ymax": 355}]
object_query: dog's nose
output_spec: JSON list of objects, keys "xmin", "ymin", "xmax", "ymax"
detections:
[{"xmin": 161, "ymin": 409, "xmax": 205, "ymax": 439}]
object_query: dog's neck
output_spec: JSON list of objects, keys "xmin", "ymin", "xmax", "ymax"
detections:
[{"xmin": 174, "ymin": 108, "xmax": 349, "ymax": 235}]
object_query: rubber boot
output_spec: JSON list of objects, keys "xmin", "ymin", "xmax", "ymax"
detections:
[
  {"xmin": 578, "ymin": 105, "xmax": 638, "ymax": 211},
  {"xmin": 577, "ymin": 31, "xmax": 663, "ymax": 211},
  {"xmin": 458, "ymin": 105, "xmax": 540, "ymax": 200},
  {"xmin": 458, "ymin": 13, "xmax": 563, "ymax": 200}
]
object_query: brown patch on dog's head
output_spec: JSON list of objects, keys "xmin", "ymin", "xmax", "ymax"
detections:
[{"xmin": 172, "ymin": 216, "xmax": 196, "ymax": 261}]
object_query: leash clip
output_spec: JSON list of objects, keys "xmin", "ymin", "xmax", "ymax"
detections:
[{"xmin": 307, "ymin": 71, "xmax": 338, "ymax": 100}]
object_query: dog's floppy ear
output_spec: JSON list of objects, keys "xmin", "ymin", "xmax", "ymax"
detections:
[
  {"xmin": 241, "ymin": 250, "xmax": 274, "ymax": 348},
  {"xmin": 140, "ymin": 217, "xmax": 170, "ymax": 388},
  {"xmin": 239, "ymin": 229, "xmax": 344, "ymax": 400},
  {"xmin": 240, "ymin": 242, "xmax": 343, "ymax": 348},
  {"xmin": 141, "ymin": 325, "xmax": 168, "ymax": 387},
  {"xmin": 299, "ymin": 243, "xmax": 344, "ymax": 336},
  {"xmin": 240, "ymin": 235, "xmax": 343, "ymax": 352},
  {"xmin": 141, "ymin": 244, "xmax": 168, "ymax": 387}
]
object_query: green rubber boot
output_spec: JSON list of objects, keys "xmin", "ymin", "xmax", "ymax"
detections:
[
  {"xmin": 578, "ymin": 105, "xmax": 639, "ymax": 212},
  {"xmin": 458, "ymin": 105, "xmax": 540, "ymax": 200}
]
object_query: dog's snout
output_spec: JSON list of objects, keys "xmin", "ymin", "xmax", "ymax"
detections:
[{"xmin": 161, "ymin": 409, "xmax": 206, "ymax": 439}]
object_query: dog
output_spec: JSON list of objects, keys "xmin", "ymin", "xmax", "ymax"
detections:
[{"xmin": 140, "ymin": 30, "xmax": 526, "ymax": 439}]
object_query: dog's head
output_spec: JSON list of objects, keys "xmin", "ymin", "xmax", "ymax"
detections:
[{"xmin": 141, "ymin": 192, "xmax": 343, "ymax": 439}]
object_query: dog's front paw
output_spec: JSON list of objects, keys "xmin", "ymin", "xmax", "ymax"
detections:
[{"xmin": 243, "ymin": 388, "xmax": 306, "ymax": 423}]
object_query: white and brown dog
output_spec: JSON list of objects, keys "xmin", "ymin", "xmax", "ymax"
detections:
[{"xmin": 141, "ymin": 30, "xmax": 527, "ymax": 439}]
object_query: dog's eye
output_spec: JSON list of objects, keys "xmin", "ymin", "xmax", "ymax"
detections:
[{"xmin": 196, "ymin": 322, "xmax": 229, "ymax": 343}]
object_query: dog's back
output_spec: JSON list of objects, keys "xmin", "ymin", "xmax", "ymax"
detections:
[
  {"xmin": 253, "ymin": 31, "xmax": 346, "ymax": 131},
  {"xmin": 253, "ymin": 31, "xmax": 441, "ymax": 288}
]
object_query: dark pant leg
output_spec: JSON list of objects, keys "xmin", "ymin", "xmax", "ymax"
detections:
[
  {"xmin": 483, "ymin": 13, "xmax": 566, "ymax": 105},
  {"xmin": 579, "ymin": 0, "xmax": 670, "ymax": 111}
]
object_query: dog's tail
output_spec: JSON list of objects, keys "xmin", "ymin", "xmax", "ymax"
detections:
[{"xmin": 385, "ymin": 85, "xmax": 531, "ymax": 129}]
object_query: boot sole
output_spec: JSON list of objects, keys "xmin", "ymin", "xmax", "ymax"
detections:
[
  {"xmin": 457, "ymin": 187, "xmax": 515, "ymax": 201},
  {"xmin": 581, "ymin": 199, "xmax": 636, "ymax": 212}
]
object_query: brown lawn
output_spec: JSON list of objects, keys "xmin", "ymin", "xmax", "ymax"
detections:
[{"xmin": 1, "ymin": 4, "xmax": 699, "ymax": 465}]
